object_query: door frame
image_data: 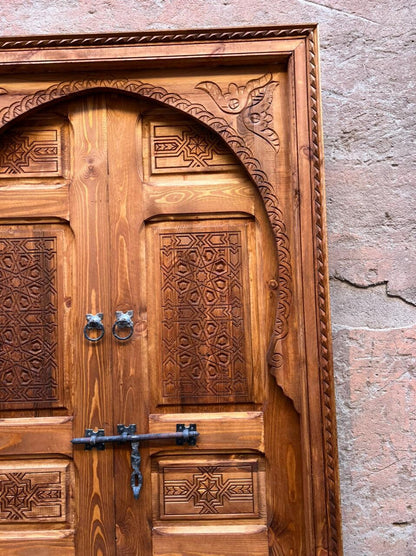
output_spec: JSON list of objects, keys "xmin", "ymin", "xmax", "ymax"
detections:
[{"xmin": 0, "ymin": 25, "xmax": 342, "ymax": 554}]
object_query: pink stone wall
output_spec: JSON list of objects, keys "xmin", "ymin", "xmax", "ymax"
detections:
[{"xmin": 1, "ymin": 2, "xmax": 415, "ymax": 554}]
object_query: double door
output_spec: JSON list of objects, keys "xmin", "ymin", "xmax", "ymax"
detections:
[{"xmin": 0, "ymin": 92, "xmax": 304, "ymax": 554}]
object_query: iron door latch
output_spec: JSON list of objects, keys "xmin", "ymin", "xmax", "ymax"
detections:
[{"xmin": 72, "ymin": 424, "xmax": 198, "ymax": 499}]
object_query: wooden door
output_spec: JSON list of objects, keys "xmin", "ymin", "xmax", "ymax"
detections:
[{"xmin": 0, "ymin": 91, "xmax": 304, "ymax": 555}]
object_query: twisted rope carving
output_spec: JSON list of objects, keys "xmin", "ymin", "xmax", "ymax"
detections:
[
  {"xmin": 307, "ymin": 32, "xmax": 340, "ymax": 554},
  {"xmin": 0, "ymin": 27, "xmax": 314, "ymax": 49}
]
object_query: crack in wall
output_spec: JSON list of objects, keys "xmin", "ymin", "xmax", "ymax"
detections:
[{"xmin": 331, "ymin": 275, "xmax": 416, "ymax": 308}]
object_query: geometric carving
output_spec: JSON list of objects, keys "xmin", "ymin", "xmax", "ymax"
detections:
[
  {"xmin": 196, "ymin": 73, "xmax": 280, "ymax": 151},
  {"xmin": 150, "ymin": 122, "xmax": 237, "ymax": 173},
  {"xmin": 0, "ymin": 237, "xmax": 58, "ymax": 406},
  {"xmin": 0, "ymin": 462, "xmax": 67, "ymax": 522},
  {"xmin": 159, "ymin": 228, "xmax": 250, "ymax": 403},
  {"xmin": 0, "ymin": 127, "xmax": 62, "ymax": 176},
  {"xmin": 160, "ymin": 459, "xmax": 258, "ymax": 519}
]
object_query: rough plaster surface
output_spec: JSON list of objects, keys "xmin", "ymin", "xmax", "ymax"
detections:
[{"xmin": 1, "ymin": 1, "xmax": 415, "ymax": 554}]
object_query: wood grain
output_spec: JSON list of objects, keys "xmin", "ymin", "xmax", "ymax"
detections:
[
  {"xmin": 149, "ymin": 412, "xmax": 264, "ymax": 453},
  {"xmin": 68, "ymin": 95, "xmax": 116, "ymax": 555},
  {"xmin": 0, "ymin": 186, "xmax": 69, "ymax": 220},
  {"xmin": 0, "ymin": 417, "xmax": 72, "ymax": 456},
  {"xmin": 106, "ymin": 94, "xmax": 153, "ymax": 554},
  {"xmin": 153, "ymin": 525, "xmax": 269, "ymax": 556},
  {"xmin": 0, "ymin": 530, "xmax": 74, "ymax": 555}
]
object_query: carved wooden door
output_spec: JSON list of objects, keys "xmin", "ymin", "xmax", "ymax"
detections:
[
  {"xmin": 0, "ymin": 28, "xmax": 343, "ymax": 555},
  {"xmin": 0, "ymin": 90, "xmax": 304, "ymax": 555}
]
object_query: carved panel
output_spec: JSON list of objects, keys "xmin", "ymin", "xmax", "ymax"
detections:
[
  {"xmin": 0, "ymin": 236, "xmax": 59, "ymax": 407},
  {"xmin": 0, "ymin": 461, "xmax": 69, "ymax": 522},
  {"xmin": 148, "ymin": 121, "xmax": 238, "ymax": 174},
  {"xmin": 0, "ymin": 125, "xmax": 63, "ymax": 177},
  {"xmin": 158, "ymin": 224, "xmax": 251, "ymax": 404},
  {"xmin": 159, "ymin": 458, "xmax": 259, "ymax": 519}
]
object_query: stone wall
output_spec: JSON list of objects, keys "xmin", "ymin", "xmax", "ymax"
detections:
[{"xmin": 1, "ymin": 1, "xmax": 415, "ymax": 554}]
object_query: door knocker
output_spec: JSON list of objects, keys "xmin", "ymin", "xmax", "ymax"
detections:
[
  {"xmin": 112, "ymin": 310, "xmax": 134, "ymax": 341},
  {"xmin": 84, "ymin": 313, "xmax": 105, "ymax": 342}
]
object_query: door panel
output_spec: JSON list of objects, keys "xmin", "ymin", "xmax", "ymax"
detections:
[
  {"xmin": 0, "ymin": 226, "xmax": 70, "ymax": 412},
  {"xmin": 152, "ymin": 525, "xmax": 269, "ymax": 556},
  {"xmin": 154, "ymin": 454, "xmax": 265, "ymax": 520},
  {"xmin": 0, "ymin": 92, "xmax": 297, "ymax": 554},
  {"xmin": 147, "ymin": 219, "xmax": 256, "ymax": 406},
  {"xmin": 0, "ymin": 115, "xmax": 74, "ymax": 554}
]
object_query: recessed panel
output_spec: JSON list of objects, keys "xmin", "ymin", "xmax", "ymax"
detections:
[
  {"xmin": 0, "ymin": 121, "xmax": 65, "ymax": 178},
  {"xmin": 150, "ymin": 220, "xmax": 254, "ymax": 405},
  {"xmin": 0, "ymin": 227, "xmax": 68, "ymax": 410},
  {"xmin": 144, "ymin": 119, "xmax": 238, "ymax": 178},
  {"xmin": 157, "ymin": 456, "xmax": 262, "ymax": 520},
  {"xmin": 0, "ymin": 460, "xmax": 70, "ymax": 523}
]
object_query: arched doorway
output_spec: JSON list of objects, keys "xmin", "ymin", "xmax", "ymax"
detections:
[{"xmin": 0, "ymin": 91, "xmax": 305, "ymax": 554}]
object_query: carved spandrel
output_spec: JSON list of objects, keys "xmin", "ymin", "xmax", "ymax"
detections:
[
  {"xmin": 0, "ymin": 236, "xmax": 59, "ymax": 407},
  {"xmin": 159, "ymin": 228, "xmax": 250, "ymax": 404},
  {"xmin": 149, "ymin": 121, "xmax": 238, "ymax": 174},
  {"xmin": 0, "ymin": 462, "xmax": 68, "ymax": 522},
  {"xmin": 196, "ymin": 73, "xmax": 280, "ymax": 152},
  {"xmin": 0, "ymin": 126, "xmax": 62, "ymax": 177},
  {"xmin": 159, "ymin": 459, "xmax": 259, "ymax": 519}
]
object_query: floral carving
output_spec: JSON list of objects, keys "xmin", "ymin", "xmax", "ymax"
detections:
[
  {"xmin": 196, "ymin": 73, "xmax": 280, "ymax": 151},
  {"xmin": 0, "ymin": 27, "xmax": 341, "ymax": 551}
]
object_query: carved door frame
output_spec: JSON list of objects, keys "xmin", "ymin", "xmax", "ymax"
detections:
[{"xmin": 0, "ymin": 25, "xmax": 342, "ymax": 554}]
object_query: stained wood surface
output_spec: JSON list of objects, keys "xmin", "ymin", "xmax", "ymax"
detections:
[
  {"xmin": 106, "ymin": 94, "xmax": 153, "ymax": 554},
  {"xmin": 69, "ymin": 95, "xmax": 116, "ymax": 554},
  {"xmin": 0, "ymin": 186, "xmax": 69, "ymax": 220},
  {"xmin": 0, "ymin": 417, "xmax": 72, "ymax": 456},
  {"xmin": 152, "ymin": 525, "xmax": 269, "ymax": 556},
  {"xmin": 0, "ymin": 530, "xmax": 74, "ymax": 555},
  {"xmin": 0, "ymin": 29, "xmax": 341, "ymax": 556},
  {"xmin": 149, "ymin": 412, "xmax": 264, "ymax": 452}
]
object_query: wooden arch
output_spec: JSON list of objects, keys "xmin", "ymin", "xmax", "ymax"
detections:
[{"xmin": 0, "ymin": 78, "xmax": 291, "ymax": 375}]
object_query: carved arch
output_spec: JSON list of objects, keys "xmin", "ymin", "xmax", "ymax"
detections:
[{"xmin": 0, "ymin": 78, "xmax": 292, "ymax": 377}]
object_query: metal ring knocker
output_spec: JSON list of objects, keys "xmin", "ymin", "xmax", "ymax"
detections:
[
  {"xmin": 112, "ymin": 310, "xmax": 134, "ymax": 341},
  {"xmin": 84, "ymin": 313, "xmax": 105, "ymax": 342}
]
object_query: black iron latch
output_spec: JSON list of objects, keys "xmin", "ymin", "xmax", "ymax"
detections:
[{"xmin": 72, "ymin": 423, "xmax": 198, "ymax": 499}]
